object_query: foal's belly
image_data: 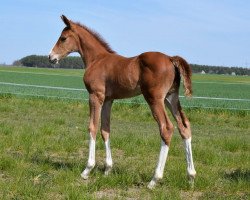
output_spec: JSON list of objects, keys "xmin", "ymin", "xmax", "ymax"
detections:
[{"xmin": 106, "ymin": 84, "xmax": 142, "ymax": 100}]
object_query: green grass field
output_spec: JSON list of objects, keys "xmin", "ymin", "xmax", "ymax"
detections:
[
  {"xmin": 0, "ymin": 66, "xmax": 250, "ymax": 110},
  {"xmin": 0, "ymin": 66, "xmax": 249, "ymax": 199}
]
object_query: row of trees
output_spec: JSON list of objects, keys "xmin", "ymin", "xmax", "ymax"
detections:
[
  {"xmin": 13, "ymin": 55, "xmax": 250, "ymax": 75},
  {"xmin": 13, "ymin": 55, "xmax": 84, "ymax": 69},
  {"xmin": 190, "ymin": 64, "xmax": 250, "ymax": 76}
]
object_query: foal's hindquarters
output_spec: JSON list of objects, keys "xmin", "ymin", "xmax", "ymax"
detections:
[
  {"xmin": 81, "ymin": 52, "xmax": 196, "ymax": 189},
  {"xmin": 138, "ymin": 52, "xmax": 196, "ymax": 188}
]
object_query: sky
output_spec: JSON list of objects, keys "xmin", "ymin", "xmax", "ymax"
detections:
[{"xmin": 0, "ymin": 0, "xmax": 250, "ymax": 67}]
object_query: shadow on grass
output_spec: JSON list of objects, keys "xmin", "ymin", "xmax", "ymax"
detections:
[
  {"xmin": 224, "ymin": 168, "xmax": 250, "ymax": 182},
  {"xmin": 96, "ymin": 164, "xmax": 149, "ymax": 186},
  {"xmin": 31, "ymin": 155, "xmax": 79, "ymax": 170},
  {"xmin": 93, "ymin": 164, "xmax": 129, "ymax": 175}
]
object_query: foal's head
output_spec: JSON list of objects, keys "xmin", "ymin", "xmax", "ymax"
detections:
[{"xmin": 49, "ymin": 15, "xmax": 79, "ymax": 64}]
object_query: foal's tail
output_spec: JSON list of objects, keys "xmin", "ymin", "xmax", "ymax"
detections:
[{"xmin": 170, "ymin": 56, "xmax": 192, "ymax": 97}]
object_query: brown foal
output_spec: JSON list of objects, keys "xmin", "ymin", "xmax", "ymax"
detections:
[{"xmin": 49, "ymin": 15, "xmax": 196, "ymax": 189}]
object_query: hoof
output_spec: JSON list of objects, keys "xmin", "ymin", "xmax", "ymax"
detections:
[
  {"xmin": 81, "ymin": 163, "xmax": 95, "ymax": 180},
  {"xmin": 147, "ymin": 178, "xmax": 157, "ymax": 190},
  {"xmin": 188, "ymin": 174, "xmax": 196, "ymax": 188},
  {"xmin": 81, "ymin": 172, "xmax": 89, "ymax": 180},
  {"xmin": 104, "ymin": 166, "xmax": 112, "ymax": 176},
  {"xmin": 81, "ymin": 168, "xmax": 93, "ymax": 180}
]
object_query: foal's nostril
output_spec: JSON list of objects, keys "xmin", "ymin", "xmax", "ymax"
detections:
[{"xmin": 48, "ymin": 55, "xmax": 51, "ymax": 60}]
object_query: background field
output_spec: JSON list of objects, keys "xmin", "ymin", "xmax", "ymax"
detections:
[
  {"xmin": 0, "ymin": 66, "xmax": 250, "ymax": 110},
  {"xmin": 0, "ymin": 66, "xmax": 249, "ymax": 199}
]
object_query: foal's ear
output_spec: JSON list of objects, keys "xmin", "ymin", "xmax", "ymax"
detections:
[{"xmin": 61, "ymin": 15, "xmax": 71, "ymax": 28}]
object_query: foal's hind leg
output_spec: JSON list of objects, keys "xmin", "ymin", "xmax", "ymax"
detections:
[
  {"xmin": 165, "ymin": 93, "xmax": 196, "ymax": 184},
  {"xmin": 101, "ymin": 100, "xmax": 113, "ymax": 175},
  {"xmin": 145, "ymin": 98, "xmax": 174, "ymax": 189}
]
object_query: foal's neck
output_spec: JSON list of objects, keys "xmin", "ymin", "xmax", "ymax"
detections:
[{"xmin": 76, "ymin": 27, "xmax": 109, "ymax": 67}]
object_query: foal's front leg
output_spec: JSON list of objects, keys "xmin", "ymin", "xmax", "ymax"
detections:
[{"xmin": 81, "ymin": 94, "xmax": 103, "ymax": 179}]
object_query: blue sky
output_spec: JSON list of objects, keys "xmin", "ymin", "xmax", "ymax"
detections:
[{"xmin": 0, "ymin": 0, "xmax": 249, "ymax": 67}]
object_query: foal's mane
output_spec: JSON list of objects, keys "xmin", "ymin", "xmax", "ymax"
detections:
[{"xmin": 75, "ymin": 22, "xmax": 116, "ymax": 54}]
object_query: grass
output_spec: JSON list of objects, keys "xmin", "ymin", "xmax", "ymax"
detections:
[
  {"xmin": 0, "ymin": 66, "xmax": 83, "ymax": 76},
  {"xmin": 0, "ymin": 94, "xmax": 249, "ymax": 199},
  {"xmin": 0, "ymin": 66, "xmax": 250, "ymax": 110}
]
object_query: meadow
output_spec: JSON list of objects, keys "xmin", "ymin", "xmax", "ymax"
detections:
[
  {"xmin": 0, "ymin": 66, "xmax": 250, "ymax": 110},
  {"xmin": 0, "ymin": 66, "xmax": 249, "ymax": 199}
]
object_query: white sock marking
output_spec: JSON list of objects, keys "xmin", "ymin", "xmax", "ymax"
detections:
[
  {"xmin": 104, "ymin": 139, "xmax": 113, "ymax": 175},
  {"xmin": 183, "ymin": 137, "xmax": 196, "ymax": 177},
  {"xmin": 105, "ymin": 139, "xmax": 113, "ymax": 167},
  {"xmin": 81, "ymin": 134, "xmax": 96, "ymax": 179},
  {"xmin": 148, "ymin": 140, "xmax": 169, "ymax": 189}
]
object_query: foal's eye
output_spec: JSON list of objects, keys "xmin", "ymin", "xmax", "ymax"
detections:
[{"xmin": 60, "ymin": 37, "xmax": 66, "ymax": 42}]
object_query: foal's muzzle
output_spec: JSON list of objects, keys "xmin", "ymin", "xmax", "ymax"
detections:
[{"xmin": 48, "ymin": 54, "xmax": 59, "ymax": 64}]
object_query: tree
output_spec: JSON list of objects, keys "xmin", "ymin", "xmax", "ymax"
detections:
[{"xmin": 16, "ymin": 55, "xmax": 84, "ymax": 69}]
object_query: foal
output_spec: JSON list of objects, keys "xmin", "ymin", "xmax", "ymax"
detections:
[{"xmin": 49, "ymin": 15, "xmax": 196, "ymax": 189}]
